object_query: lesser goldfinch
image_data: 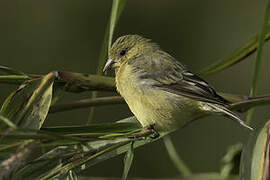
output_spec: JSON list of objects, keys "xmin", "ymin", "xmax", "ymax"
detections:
[{"xmin": 103, "ymin": 35, "xmax": 252, "ymax": 136}]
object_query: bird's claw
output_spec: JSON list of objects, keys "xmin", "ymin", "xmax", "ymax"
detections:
[
  {"xmin": 128, "ymin": 123, "xmax": 160, "ymax": 140},
  {"xmin": 146, "ymin": 123, "xmax": 160, "ymax": 139}
]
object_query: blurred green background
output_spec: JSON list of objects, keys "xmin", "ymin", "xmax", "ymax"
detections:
[{"xmin": 0, "ymin": 0, "xmax": 270, "ymax": 178}]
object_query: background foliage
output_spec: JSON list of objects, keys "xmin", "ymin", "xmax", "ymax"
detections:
[{"xmin": 0, "ymin": 0, "xmax": 270, "ymax": 179}]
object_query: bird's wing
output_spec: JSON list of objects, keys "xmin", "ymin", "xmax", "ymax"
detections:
[{"xmin": 136, "ymin": 54, "xmax": 229, "ymax": 105}]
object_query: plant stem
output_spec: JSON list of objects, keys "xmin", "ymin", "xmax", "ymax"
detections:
[
  {"xmin": 49, "ymin": 96, "xmax": 124, "ymax": 113},
  {"xmin": 247, "ymin": 0, "xmax": 270, "ymax": 125},
  {"xmin": 198, "ymin": 32, "xmax": 270, "ymax": 77},
  {"xmin": 163, "ymin": 135, "xmax": 191, "ymax": 176},
  {"xmin": 88, "ymin": 0, "xmax": 127, "ymax": 124}
]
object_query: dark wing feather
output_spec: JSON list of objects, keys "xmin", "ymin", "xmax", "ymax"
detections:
[
  {"xmin": 155, "ymin": 70, "xmax": 229, "ymax": 105},
  {"xmin": 135, "ymin": 53, "xmax": 229, "ymax": 105}
]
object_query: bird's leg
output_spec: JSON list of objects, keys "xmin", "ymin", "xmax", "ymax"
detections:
[{"xmin": 129, "ymin": 123, "xmax": 160, "ymax": 140}]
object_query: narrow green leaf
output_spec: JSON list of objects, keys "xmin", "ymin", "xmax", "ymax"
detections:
[
  {"xmin": 240, "ymin": 120, "xmax": 270, "ymax": 180},
  {"xmin": 220, "ymin": 143, "xmax": 243, "ymax": 177},
  {"xmin": 42, "ymin": 121, "xmax": 140, "ymax": 135},
  {"xmin": 96, "ymin": 0, "xmax": 128, "ymax": 75},
  {"xmin": 122, "ymin": 142, "xmax": 134, "ymax": 180},
  {"xmin": 12, "ymin": 146, "xmax": 79, "ymax": 180},
  {"xmin": 0, "ymin": 118, "xmax": 141, "ymax": 148},
  {"xmin": 0, "ymin": 115, "xmax": 17, "ymax": 129},
  {"xmin": 0, "ymin": 65, "xmax": 26, "ymax": 75},
  {"xmin": 50, "ymin": 87, "xmax": 65, "ymax": 106},
  {"xmin": 163, "ymin": 135, "xmax": 191, "ymax": 176},
  {"xmin": 1, "ymin": 128, "xmax": 87, "ymax": 144},
  {"xmin": 198, "ymin": 33, "xmax": 270, "ymax": 77},
  {"xmin": 0, "ymin": 72, "xmax": 56, "ymax": 130},
  {"xmin": 107, "ymin": 0, "xmax": 128, "ymax": 51},
  {"xmin": 0, "ymin": 141, "xmax": 26, "ymax": 161},
  {"xmin": 88, "ymin": 0, "xmax": 127, "ymax": 123},
  {"xmin": 0, "ymin": 75, "xmax": 30, "ymax": 85},
  {"xmin": 247, "ymin": 0, "xmax": 270, "ymax": 125}
]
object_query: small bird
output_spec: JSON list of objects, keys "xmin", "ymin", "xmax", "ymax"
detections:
[{"xmin": 103, "ymin": 35, "xmax": 252, "ymax": 136}]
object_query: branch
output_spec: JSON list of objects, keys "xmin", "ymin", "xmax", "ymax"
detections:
[
  {"xmin": 230, "ymin": 94, "xmax": 270, "ymax": 112},
  {"xmin": 49, "ymin": 96, "xmax": 124, "ymax": 113},
  {"xmin": 55, "ymin": 71, "xmax": 115, "ymax": 93},
  {"xmin": 0, "ymin": 71, "xmax": 116, "ymax": 93}
]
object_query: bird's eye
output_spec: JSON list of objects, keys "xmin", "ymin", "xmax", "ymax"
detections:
[{"xmin": 119, "ymin": 50, "xmax": 126, "ymax": 56}]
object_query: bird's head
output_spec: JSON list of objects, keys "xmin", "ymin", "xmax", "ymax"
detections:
[{"xmin": 103, "ymin": 34, "xmax": 158, "ymax": 73}]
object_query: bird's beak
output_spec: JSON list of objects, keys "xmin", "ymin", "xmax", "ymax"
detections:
[{"xmin": 103, "ymin": 58, "xmax": 114, "ymax": 73}]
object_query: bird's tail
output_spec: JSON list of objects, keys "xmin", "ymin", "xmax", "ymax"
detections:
[{"xmin": 204, "ymin": 103, "xmax": 253, "ymax": 131}]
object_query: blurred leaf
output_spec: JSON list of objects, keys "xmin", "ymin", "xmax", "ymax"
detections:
[
  {"xmin": 42, "ymin": 140, "xmax": 132, "ymax": 179},
  {"xmin": 12, "ymin": 146, "xmax": 79, "ymax": 180},
  {"xmin": 0, "ymin": 141, "xmax": 26, "ymax": 161},
  {"xmin": 54, "ymin": 170, "xmax": 78, "ymax": 180},
  {"xmin": 0, "ymin": 118, "xmax": 140, "ymax": 178},
  {"xmin": 0, "ymin": 65, "xmax": 26, "ymax": 75},
  {"xmin": 169, "ymin": 173, "xmax": 239, "ymax": 180},
  {"xmin": 89, "ymin": 0, "xmax": 127, "ymax": 123},
  {"xmin": 10, "ymin": 118, "xmax": 143, "ymax": 179},
  {"xmin": 240, "ymin": 120, "xmax": 270, "ymax": 180},
  {"xmin": 163, "ymin": 135, "xmax": 191, "ymax": 176},
  {"xmin": 107, "ymin": 0, "xmax": 128, "ymax": 51},
  {"xmin": 122, "ymin": 142, "xmax": 134, "ymax": 180},
  {"xmin": 78, "ymin": 174, "xmax": 239, "ymax": 180},
  {"xmin": 0, "ymin": 141, "xmax": 37, "ymax": 179},
  {"xmin": 247, "ymin": 0, "xmax": 270, "ymax": 124},
  {"xmin": 249, "ymin": 0, "xmax": 270, "ymax": 97},
  {"xmin": 0, "ymin": 72, "xmax": 55, "ymax": 130},
  {"xmin": 198, "ymin": 32, "xmax": 270, "ymax": 77},
  {"xmin": 96, "ymin": 0, "xmax": 128, "ymax": 75},
  {"xmin": 0, "ymin": 72, "xmax": 56, "ymax": 178},
  {"xmin": 0, "ymin": 115, "xmax": 17, "ymax": 129},
  {"xmin": 220, "ymin": 143, "xmax": 243, "ymax": 177},
  {"xmin": 61, "ymin": 128, "xmax": 158, "ymax": 178},
  {"xmin": 51, "ymin": 87, "xmax": 65, "ymax": 106}
]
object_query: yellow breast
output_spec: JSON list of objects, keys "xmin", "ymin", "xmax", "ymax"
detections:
[{"xmin": 115, "ymin": 63, "xmax": 202, "ymax": 132}]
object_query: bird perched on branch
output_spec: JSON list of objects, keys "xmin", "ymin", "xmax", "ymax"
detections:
[{"xmin": 103, "ymin": 34, "xmax": 252, "ymax": 137}]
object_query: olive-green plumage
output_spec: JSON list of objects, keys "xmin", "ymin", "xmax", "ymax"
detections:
[{"xmin": 103, "ymin": 35, "xmax": 252, "ymax": 133}]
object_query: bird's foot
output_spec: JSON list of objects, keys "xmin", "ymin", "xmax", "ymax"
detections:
[
  {"xmin": 146, "ymin": 123, "xmax": 160, "ymax": 139},
  {"xmin": 129, "ymin": 123, "xmax": 160, "ymax": 140}
]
